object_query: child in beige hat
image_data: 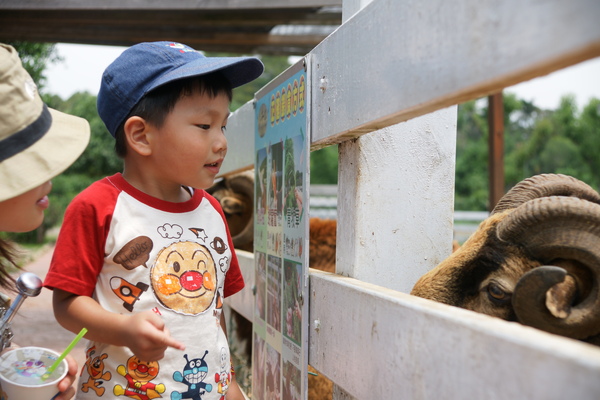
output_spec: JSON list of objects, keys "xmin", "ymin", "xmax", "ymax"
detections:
[{"xmin": 0, "ymin": 43, "xmax": 90, "ymax": 399}]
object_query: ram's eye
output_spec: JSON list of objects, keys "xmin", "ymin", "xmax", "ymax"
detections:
[{"xmin": 487, "ymin": 282, "xmax": 511, "ymax": 304}]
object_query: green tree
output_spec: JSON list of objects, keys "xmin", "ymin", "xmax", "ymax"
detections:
[
  {"xmin": 454, "ymin": 100, "xmax": 489, "ymax": 210},
  {"xmin": 310, "ymin": 146, "xmax": 338, "ymax": 184},
  {"xmin": 566, "ymin": 97, "xmax": 600, "ymax": 189},
  {"xmin": 456, "ymin": 93, "xmax": 600, "ymax": 211}
]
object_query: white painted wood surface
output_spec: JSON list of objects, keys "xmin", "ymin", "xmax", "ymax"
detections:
[
  {"xmin": 308, "ymin": 269, "xmax": 600, "ymax": 400},
  {"xmin": 335, "ymin": 108, "xmax": 457, "ymax": 293},
  {"xmin": 220, "ymin": 0, "xmax": 600, "ymax": 398}
]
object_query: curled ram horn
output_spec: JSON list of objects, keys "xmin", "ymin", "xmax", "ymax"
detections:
[
  {"xmin": 491, "ymin": 173, "xmax": 600, "ymax": 215},
  {"xmin": 497, "ymin": 196, "xmax": 600, "ymax": 340}
]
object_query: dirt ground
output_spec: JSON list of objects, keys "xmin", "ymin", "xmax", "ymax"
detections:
[{"xmin": 8, "ymin": 246, "xmax": 87, "ymax": 385}]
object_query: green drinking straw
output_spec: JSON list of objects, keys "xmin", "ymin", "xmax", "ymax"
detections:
[{"xmin": 41, "ymin": 327, "xmax": 88, "ymax": 381}]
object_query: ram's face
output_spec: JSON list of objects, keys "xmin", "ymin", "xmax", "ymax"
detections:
[
  {"xmin": 411, "ymin": 212, "xmax": 539, "ymax": 320},
  {"xmin": 459, "ymin": 252, "xmax": 540, "ymax": 321},
  {"xmin": 412, "ymin": 173, "xmax": 600, "ymax": 345}
]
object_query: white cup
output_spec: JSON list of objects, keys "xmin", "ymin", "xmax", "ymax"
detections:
[{"xmin": 0, "ymin": 346, "xmax": 68, "ymax": 400}]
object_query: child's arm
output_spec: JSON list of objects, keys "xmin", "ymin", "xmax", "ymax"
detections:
[{"xmin": 53, "ymin": 288, "xmax": 185, "ymax": 361}]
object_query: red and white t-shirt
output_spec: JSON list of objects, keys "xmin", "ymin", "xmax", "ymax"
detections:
[{"xmin": 45, "ymin": 173, "xmax": 243, "ymax": 400}]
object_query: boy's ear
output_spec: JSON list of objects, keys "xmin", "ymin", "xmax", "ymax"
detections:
[{"xmin": 123, "ymin": 116, "xmax": 152, "ymax": 156}]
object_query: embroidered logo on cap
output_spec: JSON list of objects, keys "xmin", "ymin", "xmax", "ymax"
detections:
[{"xmin": 166, "ymin": 43, "xmax": 197, "ymax": 54}]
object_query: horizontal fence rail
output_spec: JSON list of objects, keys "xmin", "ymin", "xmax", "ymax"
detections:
[
  {"xmin": 309, "ymin": 0, "xmax": 600, "ymax": 148},
  {"xmin": 228, "ymin": 252, "xmax": 600, "ymax": 399}
]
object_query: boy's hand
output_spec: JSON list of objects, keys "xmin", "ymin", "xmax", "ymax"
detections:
[
  {"xmin": 54, "ymin": 355, "xmax": 78, "ymax": 400},
  {"xmin": 122, "ymin": 310, "xmax": 185, "ymax": 361}
]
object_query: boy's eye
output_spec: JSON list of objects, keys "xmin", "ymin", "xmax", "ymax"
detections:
[
  {"xmin": 221, "ymin": 126, "xmax": 227, "ymax": 133},
  {"xmin": 196, "ymin": 124, "xmax": 210, "ymax": 130}
]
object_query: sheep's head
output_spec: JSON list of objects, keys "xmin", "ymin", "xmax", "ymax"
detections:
[
  {"xmin": 411, "ymin": 174, "xmax": 600, "ymax": 344},
  {"xmin": 207, "ymin": 171, "xmax": 254, "ymax": 252}
]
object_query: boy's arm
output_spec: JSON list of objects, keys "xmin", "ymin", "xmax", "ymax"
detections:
[{"xmin": 53, "ymin": 289, "xmax": 185, "ymax": 361}]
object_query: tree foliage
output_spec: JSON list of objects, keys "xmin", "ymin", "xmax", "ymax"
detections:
[{"xmin": 456, "ymin": 93, "xmax": 600, "ymax": 211}]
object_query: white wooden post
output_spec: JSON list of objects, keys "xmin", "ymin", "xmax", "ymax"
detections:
[{"xmin": 335, "ymin": 0, "xmax": 457, "ymax": 294}]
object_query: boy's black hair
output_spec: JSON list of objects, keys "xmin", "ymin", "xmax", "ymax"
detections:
[{"xmin": 114, "ymin": 71, "xmax": 233, "ymax": 157}]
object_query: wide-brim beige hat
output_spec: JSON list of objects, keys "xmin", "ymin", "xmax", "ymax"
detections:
[{"xmin": 0, "ymin": 44, "xmax": 90, "ymax": 202}]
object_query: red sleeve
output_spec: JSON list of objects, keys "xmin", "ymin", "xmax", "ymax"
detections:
[
  {"xmin": 204, "ymin": 192, "xmax": 245, "ymax": 297},
  {"xmin": 44, "ymin": 178, "xmax": 118, "ymax": 296}
]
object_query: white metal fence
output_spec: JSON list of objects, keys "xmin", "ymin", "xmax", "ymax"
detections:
[{"xmin": 224, "ymin": 0, "xmax": 600, "ymax": 398}]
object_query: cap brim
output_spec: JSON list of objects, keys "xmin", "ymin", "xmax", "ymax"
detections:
[
  {"xmin": 0, "ymin": 108, "xmax": 91, "ymax": 202},
  {"xmin": 150, "ymin": 56, "xmax": 265, "ymax": 93}
]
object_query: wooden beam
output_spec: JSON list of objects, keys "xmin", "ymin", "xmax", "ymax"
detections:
[
  {"xmin": 0, "ymin": 0, "xmax": 342, "ymax": 11},
  {"xmin": 0, "ymin": 7, "xmax": 341, "ymax": 54}
]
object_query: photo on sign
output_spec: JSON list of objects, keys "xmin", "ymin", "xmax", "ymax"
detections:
[
  {"xmin": 283, "ymin": 133, "xmax": 305, "ymax": 230},
  {"xmin": 268, "ymin": 141, "xmax": 283, "ymax": 227},
  {"xmin": 267, "ymin": 254, "xmax": 282, "ymax": 332},
  {"xmin": 283, "ymin": 260, "xmax": 302, "ymax": 344},
  {"xmin": 255, "ymin": 147, "xmax": 268, "ymax": 225},
  {"xmin": 283, "ymin": 360, "xmax": 301, "ymax": 400},
  {"xmin": 253, "ymin": 334, "xmax": 266, "ymax": 400},
  {"xmin": 266, "ymin": 344, "xmax": 281, "ymax": 399},
  {"xmin": 255, "ymin": 251, "xmax": 267, "ymax": 321}
]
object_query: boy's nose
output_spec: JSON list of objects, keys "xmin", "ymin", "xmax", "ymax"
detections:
[{"xmin": 214, "ymin": 135, "xmax": 228, "ymax": 155}]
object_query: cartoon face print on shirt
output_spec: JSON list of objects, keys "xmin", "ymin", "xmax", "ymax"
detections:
[
  {"xmin": 113, "ymin": 356, "xmax": 165, "ymax": 400},
  {"xmin": 151, "ymin": 241, "xmax": 218, "ymax": 315},
  {"xmin": 172, "ymin": 352, "xmax": 213, "ymax": 400},
  {"xmin": 81, "ymin": 346, "xmax": 112, "ymax": 397}
]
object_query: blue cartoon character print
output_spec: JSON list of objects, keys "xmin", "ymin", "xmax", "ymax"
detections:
[{"xmin": 171, "ymin": 352, "xmax": 212, "ymax": 400}]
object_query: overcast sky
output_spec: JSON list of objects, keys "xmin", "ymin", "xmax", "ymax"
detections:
[{"xmin": 45, "ymin": 43, "xmax": 600, "ymax": 111}]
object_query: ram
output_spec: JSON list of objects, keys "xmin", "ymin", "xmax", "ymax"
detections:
[{"xmin": 411, "ymin": 174, "xmax": 600, "ymax": 345}]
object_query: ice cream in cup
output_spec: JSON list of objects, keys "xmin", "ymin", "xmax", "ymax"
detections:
[{"xmin": 0, "ymin": 346, "xmax": 68, "ymax": 399}]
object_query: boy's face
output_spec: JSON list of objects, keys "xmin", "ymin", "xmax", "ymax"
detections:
[{"xmin": 147, "ymin": 89, "xmax": 230, "ymax": 190}]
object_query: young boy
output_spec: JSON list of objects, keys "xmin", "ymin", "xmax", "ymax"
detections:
[{"xmin": 44, "ymin": 41, "xmax": 263, "ymax": 400}]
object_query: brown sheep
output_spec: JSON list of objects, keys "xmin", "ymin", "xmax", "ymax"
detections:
[
  {"xmin": 207, "ymin": 171, "xmax": 254, "ymax": 252},
  {"xmin": 411, "ymin": 174, "xmax": 600, "ymax": 346}
]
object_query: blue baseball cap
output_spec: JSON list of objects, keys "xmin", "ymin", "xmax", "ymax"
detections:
[{"xmin": 97, "ymin": 41, "xmax": 264, "ymax": 137}]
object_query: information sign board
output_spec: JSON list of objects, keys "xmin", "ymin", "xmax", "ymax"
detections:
[{"xmin": 252, "ymin": 59, "xmax": 309, "ymax": 400}]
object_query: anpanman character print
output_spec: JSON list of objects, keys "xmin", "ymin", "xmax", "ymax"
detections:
[{"xmin": 150, "ymin": 241, "xmax": 218, "ymax": 315}]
